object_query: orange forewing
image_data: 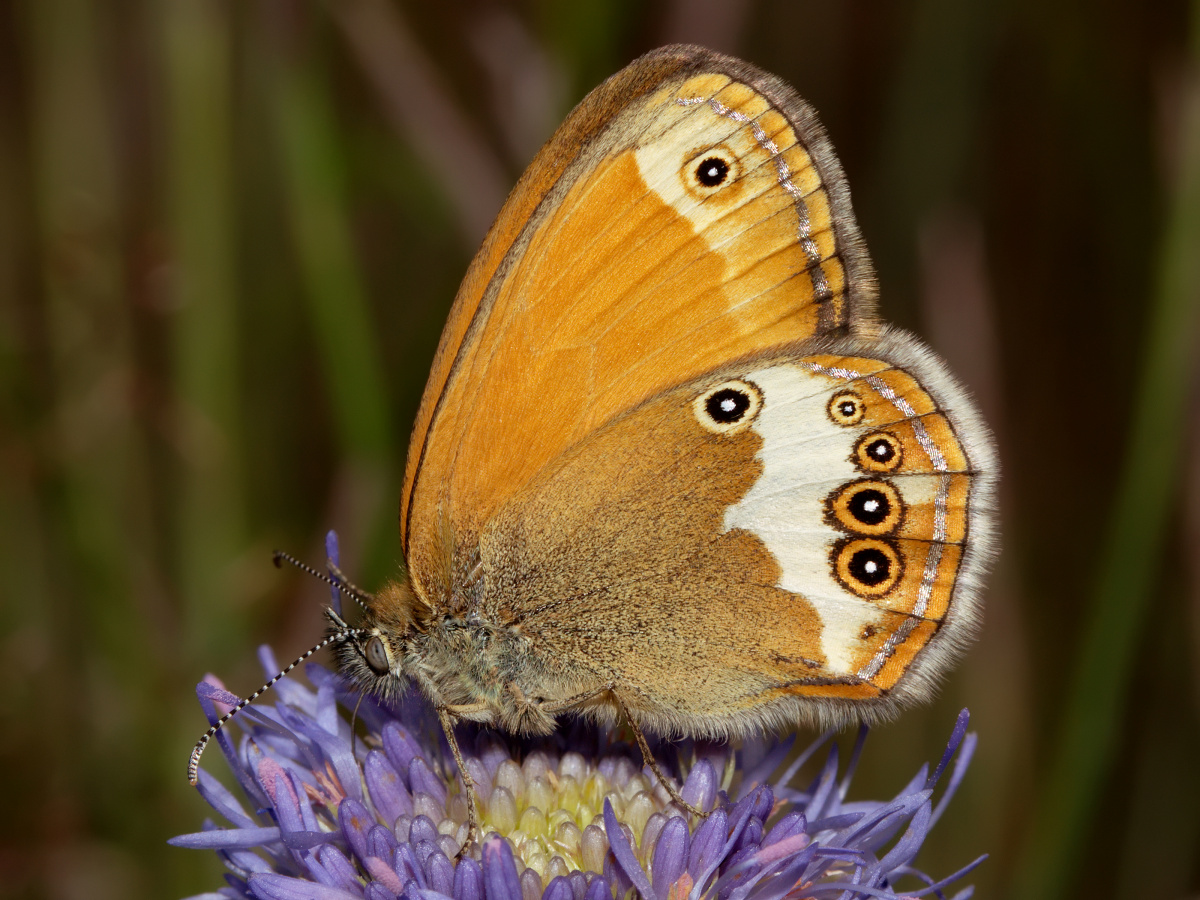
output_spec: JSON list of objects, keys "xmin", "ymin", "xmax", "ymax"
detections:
[
  {"xmin": 401, "ymin": 47, "xmax": 876, "ymax": 602},
  {"xmin": 400, "ymin": 52, "xmax": 692, "ymax": 544}
]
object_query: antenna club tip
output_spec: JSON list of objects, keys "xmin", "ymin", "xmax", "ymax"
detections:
[
  {"xmin": 189, "ymin": 738, "xmax": 207, "ymax": 785},
  {"xmin": 272, "ymin": 551, "xmax": 285, "ymax": 568}
]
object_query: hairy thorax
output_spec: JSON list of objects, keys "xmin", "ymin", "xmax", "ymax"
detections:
[{"xmin": 340, "ymin": 573, "xmax": 602, "ymax": 737}]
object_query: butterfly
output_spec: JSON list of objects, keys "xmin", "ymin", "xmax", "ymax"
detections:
[{"xmin": 190, "ymin": 44, "xmax": 996, "ymax": 845}]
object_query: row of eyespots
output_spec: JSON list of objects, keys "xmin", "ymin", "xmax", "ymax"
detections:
[
  {"xmin": 828, "ymin": 392, "xmax": 906, "ymax": 471},
  {"xmin": 825, "ymin": 390, "xmax": 903, "ymax": 597}
]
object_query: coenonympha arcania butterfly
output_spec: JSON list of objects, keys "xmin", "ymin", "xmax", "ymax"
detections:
[{"xmin": 191, "ymin": 44, "xmax": 997, "ymax": 845}]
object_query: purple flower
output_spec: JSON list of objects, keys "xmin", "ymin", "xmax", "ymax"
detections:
[{"xmin": 172, "ymin": 652, "xmax": 984, "ymax": 900}]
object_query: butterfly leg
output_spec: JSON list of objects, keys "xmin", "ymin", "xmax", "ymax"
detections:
[
  {"xmin": 435, "ymin": 704, "xmax": 483, "ymax": 857},
  {"xmin": 609, "ymin": 690, "xmax": 711, "ymax": 818},
  {"xmin": 542, "ymin": 687, "xmax": 712, "ymax": 818}
]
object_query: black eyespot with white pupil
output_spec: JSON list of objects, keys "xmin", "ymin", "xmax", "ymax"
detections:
[
  {"xmin": 694, "ymin": 379, "xmax": 762, "ymax": 434},
  {"xmin": 832, "ymin": 538, "xmax": 903, "ymax": 597},
  {"xmin": 848, "ymin": 488, "xmax": 890, "ymax": 526},
  {"xmin": 364, "ymin": 635, "xmax": 389, "ymax": 674},
  {"xmin": 850, "ymin": 547, "xmax": 891, "ymax": 585},
  {"xmin": 854, "ymin": 432, "xmax": 903, "ymax": 472},
  {"xmin": 826, "ymin": 478, "xmax": 903, "ymax": 535},
  {"xmin": 871, "ymin": 440, "xmax": 892, "ymax": 460},
  {"xmin": 683, "ymin": 147, "xmax": 738, "ymax": 198},
  {"xmin": 706, "ymin": 388, "xmax": 750, "ymax": 423},
  {"xmin": 828, "ymin": 391, "xmax": 865, "ymax": 426},
  {"xmin": 696, "ymin": 157, "xmax": 729, "ymax": 187}
]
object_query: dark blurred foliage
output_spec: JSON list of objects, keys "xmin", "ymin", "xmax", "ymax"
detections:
[{"xmin": 1, "ymin": 1, "xmax": 1198, "ymax": 899}]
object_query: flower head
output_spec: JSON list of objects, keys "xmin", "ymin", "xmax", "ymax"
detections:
[{"xmin": 173, "ymin": 648, "xmax": 983, "ymax": 900}]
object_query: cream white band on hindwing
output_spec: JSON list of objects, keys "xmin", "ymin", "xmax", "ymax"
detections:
[
  {"xmin": 721, "ymin": 361, "xmax": 955, "ymax": 680},
  {"xmin": 674, "ymin": 95, "xmax": 832, "ymax": 303},
  {"xmin": 799, "ymin": 361, "xmax": 952, "ymax": 681}
]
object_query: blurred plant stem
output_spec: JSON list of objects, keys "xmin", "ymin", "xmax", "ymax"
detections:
[
  {"xmin": 328, "ymin": 0, "xmax": 508, "ymax": 247},
  {"xmin": 19, "ymin": 0, "xmax": 167, "ymax": 893},
  {"xmin": 870, "ymin": 0, "xmax": 996, "ymax": 328},
  {"xmin": 1011, "ymin": 2, "xmax": 1200, "ymax": 898},
  {"xmin": 26, "ymin": 0, "xmax": 127, "ymax": 771},
  {"xmin": 265, "ymin": 7, "xmax": 397, "ymax": 575},
  {"xmin": 163, "ymin": 0, "xmax": 245, "ymax": 651}
]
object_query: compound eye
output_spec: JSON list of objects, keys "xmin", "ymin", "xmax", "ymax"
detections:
[
  {"xmin": 694, "ymin": 379, "xmax": 763, "ymax": 434},
  {"xmin": 364, "ymin": 635, "xmax": 390, "ymax": 675}
]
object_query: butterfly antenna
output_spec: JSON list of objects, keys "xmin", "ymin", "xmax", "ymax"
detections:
[
  {"xmin": 272, "ymin": 549, "xmax": 374, "ymax": 613},
  {"xmin": 187, "ymin": 627, "xmax": 363, "ymax": 784}
]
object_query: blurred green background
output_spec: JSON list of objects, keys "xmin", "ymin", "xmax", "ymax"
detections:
[{"xmin": 2, "ymin": 1, "xmax": 1198, "ymax": 898}]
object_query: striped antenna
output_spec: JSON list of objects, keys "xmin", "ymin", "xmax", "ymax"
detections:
[
  {"xmin": 272, "ymin": 549, "xmax": 375, "ymax": 613},
  {"xmin": 187, "ymin": 626, "xmax": 362, "ymax": 784}
]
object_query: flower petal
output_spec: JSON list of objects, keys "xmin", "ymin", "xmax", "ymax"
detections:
[
  {"xmin": 383, "ymin": 724, "xmax": 424, "ymax": 787},
  {"xmin": 733, "ymin": 844, "xmax": 817, "ymax": 900},
  {"xmin": 603, "ymin": 799, "xmax": 657, "ymax": 900},
  {"xmin": 325, "ymin": 531, "xmax": 343, "ymax": 615},
  {"xmin": 926, "ymin": 709, "xmax": 970, "ymax": 792},
  {"xmin": 871, "ymin": 797, "xmax": 933, "ymax": 880},
  {"xmin": 409, "ymin": 758, "xmax": 449, "ymax": 807},
  {"xmin": 224, "ymin": 846, "xmax": 278, "ymax": 876},
  {"xmin": 687, "ymin": 788, "xmax": 755, "ymax": 900},
  {"xmin": 313, "ymin": 845, "xmax": 366, "ymax": 896},
  {"xmin": 685, "ymin": 808, "xmax": 727, "ymax": 880},
  {"xmin": 195, "ymin": 769, "xmax": 258, "ymax": 828},
  {"xmin": 738, "ymin": 735, "xmax": 794, "ymax": 794},
  {"xmin": 408, "ymin": 816, "xmax": 439, "ymax": 847},
  {"xmin": 425, "ymin": 850, "xmax": 455, "ymax": 896},
  {"xmin": 278, "ymin": 705, "xmax": 362, "ymax": 804},
  {"xmin": 679, "ymin": 760, "xmax": 717, "ymax": 812},
  {"xmin": 804, "ymin": 744, "xmax": 841, "ymax": 822},
  {"xmin": 315, "ymin": 676, "xmax": 342, "ymax": 738},
  {"xmin": 365, "ymin": 751, "xmax": 414, "ymax": 826},
  {"xmin": 761, "ymin": 812, "xmax": 806, "ymax": 848},
  {"xmin": 774, "ymin": 729, "xmax": 835, "ymax": 797},
  {"xmin": 481, "ymin": 835, "xmax": 522, "ymax": 900},
  {"xmin": 367, "ymin": 825, "xmax": 399, "ymax": 862},
  {"xmin": 169, "ymin": 826, "xmax": 283, "ymax": 850},
  {"xmin": 519, "ymin": 869, "xmax": 543, "ymax": 900},
  {"xmin": 650, "ymin": 816, "xmax": 689, "ymax": 900},
  {"xmin": 365, "ymin": 883, "xmax": 397, "ymax": 900},
  {"xmin": 463, "ymin": 757, "xmax": 494, "ymax": 804},
  {"xmin": 250, "ymin": 873, "xmax": 363, "ymax": 900},
  {"xmin": 835, "ymin": 789, "xmax": 932, "ymax": 855},
  {"xmin": 930, "ymin": 732, "xmax": 977, "ymax": 828},
  {"xmin": 733, "ymin": 816, "xmax": 763, "ymax": 857},
  {"xmin": 364, "ymin": 857, "xmax": 405, "ymax": 895},
  {"xmin": 394, "ymin": 843, "xmax": 426, "ymax": 890},
  {"xmin": 451, "ymin": 857, "xmax": 483, "ymax": 900},
  {"xmin": 268, "ymin": 771, "xmax": 306, "ymax": 836},
  {"xmin": 582, "ymin": 876, "xmax": 611, "ymax": 900}
]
